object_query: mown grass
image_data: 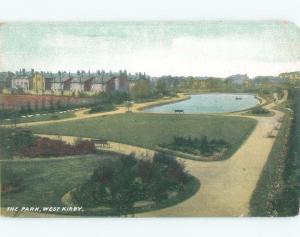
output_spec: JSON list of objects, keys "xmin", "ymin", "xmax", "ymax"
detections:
[
  {"xmin": 1, "ymin": 152, "xmax": 200, "ymax": 217},
  {"xmin": 30, "ymin": 113, "xmax": 257, "ymax": 160},
  {"xmin": 1, "ymin": 110, "xmax": 75, "ymax": 125},
  {"xmin": 1, "ymin": 154, "xmax": 119, "ymax": 208}
]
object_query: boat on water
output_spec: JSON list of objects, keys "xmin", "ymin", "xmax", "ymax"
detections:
[{"xmin": 235, "ymin": 96, "xmax": 243, "ymax": 100}]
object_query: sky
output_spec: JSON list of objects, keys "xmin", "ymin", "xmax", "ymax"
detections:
[
  {"xmin": 0, "ymin": 0, "xmax": 300, "ymax": 78},
  {"xmin": 0, "ymin": 0, "xmax": 300, "ymax": 25},
  {"xmin": 1, "ymin": 21, "xmax": 299, "ymax": 78}
]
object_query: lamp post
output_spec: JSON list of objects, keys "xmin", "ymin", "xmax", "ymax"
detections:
[{"xmin": 125, "ymin": 100, "xmax": 133, "ymax": 113}]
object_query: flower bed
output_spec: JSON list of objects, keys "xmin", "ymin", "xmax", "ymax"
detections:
[{"xmin": 20, "ymin": 137, "xmax": 96, "ymax": 158}]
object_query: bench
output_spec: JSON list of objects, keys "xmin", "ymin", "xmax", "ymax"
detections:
[
  {"xmin": 92, "ymin": 139, "xmax": 111, "ymax": 148},
  {"xmin": 174, "ymin": 109, "xmax": 184, "ymax": 114}
]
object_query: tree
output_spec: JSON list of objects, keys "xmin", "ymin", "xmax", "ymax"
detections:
[
  {"xmin": 156, "ymin": 79, "xmax": 168, "ymax": 95},
  {"xmin": 131, "ymin": 79, "xmax": 151, "ymax": 99}
]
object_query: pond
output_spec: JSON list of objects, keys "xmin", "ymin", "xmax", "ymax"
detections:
[{"xmin": 143, "ymin": 93, "xmax": 259, "ymax": 114}]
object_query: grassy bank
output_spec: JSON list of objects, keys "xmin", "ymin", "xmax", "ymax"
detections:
[
  {"xmin": 249, "ymin": 88, "xmax": 299, "ymax": 217},
  {"xmin": 275, "ymin": 88, "xmax": 300, "ymax": 216},
  {"xmin": 249, "ymin": 111, "xmax": 291, "ymax": 216},
  {"xmin": 30, "ymin": 113, "xmax": 256, "ymax": 160}
]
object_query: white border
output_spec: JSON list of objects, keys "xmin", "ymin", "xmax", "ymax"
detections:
[{"xmin": 1, "ymin": 0, "xmax": 300, "ymax": 236}]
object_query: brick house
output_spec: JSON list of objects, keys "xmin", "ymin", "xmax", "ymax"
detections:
[
  {"xmin": 91, "ymin": 74, "xmax": 111, "ymax": 93},
  {"xmin": 51, "ymin": 73, "xmax": 73, "ymax": 92},
  {"xmin": 106, "ymin": 72, "xmax": 129, "ymax": 94}
]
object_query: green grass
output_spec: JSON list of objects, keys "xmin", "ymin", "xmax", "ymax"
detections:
[
  {"xmin": 1, "ymin": 152, "xmax": 200, "ymax": 216},
  {"xmin": 1, "ymin": 154, "xmax": 119, "ymax": 208},
  {"xmin": 1, "ymin": 110, "xmax": 75, "ymax": 125},
  {"xmin": 30, "ymin": 113, "xmax": 257, "ymax": 160}
]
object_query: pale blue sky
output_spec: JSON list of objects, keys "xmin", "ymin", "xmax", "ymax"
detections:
[
  {"xmin": 0, "ymin": 0, "xmax": 300, "ymax": 27},
  {"xmin": 1, "ymin": 21, "xmax": 300, "ymax": 77},
  {"xmin": 1, "ymin": 0, "xmax": 300, "ymax": 77}
]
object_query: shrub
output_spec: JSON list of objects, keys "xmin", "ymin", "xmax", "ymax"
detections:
[
  {"xmin": 162, "ymin": 136, "xmax": 229, "ymax": 156},
  {"xmin": 72, "ymin": 153, "xmax": 189, "ymax": 215},
  {"xmin": 0, "ymin": 127, "xmax": 36, "ymax": 159},
  {"xmin": 89, "ymin": 103, "xmax": 115, "ymax": 114},
  {"xmin": 74, "ymin": 140, "xmax": 97, "ymax": 154},
  {"xmin": 50, "ymin": 114, "xmax": 59, "ymax": 120},
  {"xmin": 20, "ymin": 138, "xmax": 96, "ymax": 157},
  {"xmin": 93, "ymin": 91, "xmax": 130, "ymax": 105},
  {"xmin": 251, "ymin": 107, "xmax": 270, "ymax": 115},
  {"xmin": 150, "ymin": 153, "xmax": 188, "ymax": 201},
  {"xmin": 138, "ymin": 159, "xmax": 153, "ymax": 183},
  {"xmin": 1, "ymin": 168, "xmax": 24, "ymax": 193}
]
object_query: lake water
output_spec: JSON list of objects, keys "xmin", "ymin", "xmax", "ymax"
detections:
[{"xmin": 143, "ymin": 94, "xmax": 259, "ymax": 113}]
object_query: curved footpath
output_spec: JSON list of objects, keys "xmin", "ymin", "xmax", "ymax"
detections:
[
  {"xmin": 1, "ymin": 92, "xmax": 287, "ymax": 217},
  {"xmin": 136, "ymin": 92, "xmax": 288, "ymax": 217},
  {"xmin": 1, "ymin": 93, "xmax": 189, "ymax": 128}
]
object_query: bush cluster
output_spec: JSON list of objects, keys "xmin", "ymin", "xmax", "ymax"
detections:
[
  {"xmin": 1, "ymin": 168, "xmax": 24, "ymax": 193},
  {"xmin": 0, "ymin": 127, "xmax": 36, "ymax": 159},
  {"xmin": 162, "ymin": 136, "xmax": 229, "ymax": 156},
  {"xmin": 89, "ymin": 103, "xmax": 115, "ymax": 114},
  {"xmin": 251, "ymin": 107, "xmax": 270, "ymax": 115},
  {"xmin": 20, "ymin": 137, "xmax": 96, "ymax": 158},
  {"xmin": 72, "ymin": 153, "xmax": 189, "ymax": 214}
]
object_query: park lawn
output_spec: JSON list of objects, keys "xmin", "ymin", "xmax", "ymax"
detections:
[
  {"xmin": 30, "ymin": 113, "xmax": 257, "ymax": 160},
  {"xmin": 1, "ymin": 154, "xmax": 119, "ymax": 208},
  {"xmin": 1, "ymin": 110, "xmax": 76, "ymax": 125},
  {"xmin": 1, "ymin": 152, "xmax": 200, "ymax": 216}
]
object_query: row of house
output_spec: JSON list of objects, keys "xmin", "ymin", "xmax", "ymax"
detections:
[
  {"xmin": 0, "ymin": 69, "xmax": 133, "ymax": 95},
  {"xmin": 279, "ymin": 71, "xmax": 300, "ymax": 84}
]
